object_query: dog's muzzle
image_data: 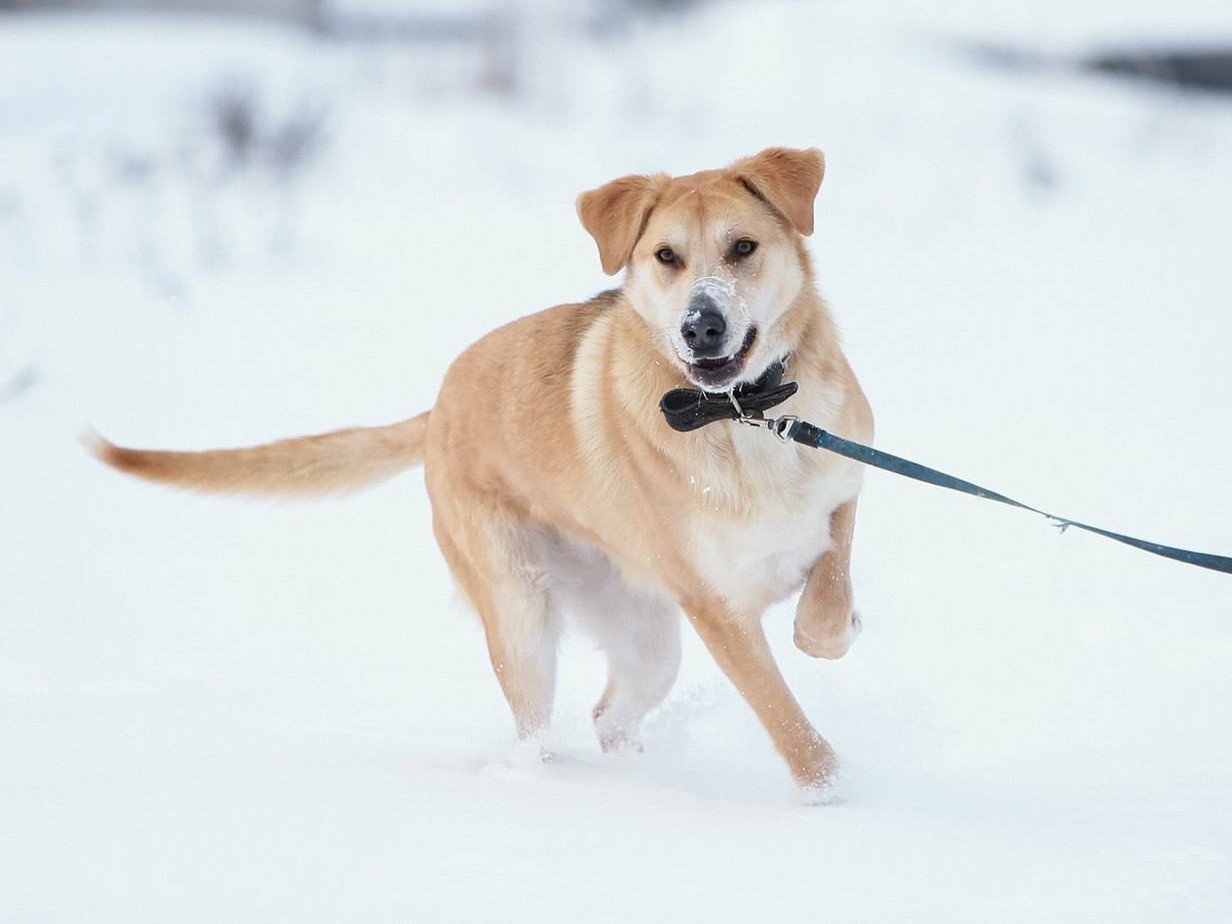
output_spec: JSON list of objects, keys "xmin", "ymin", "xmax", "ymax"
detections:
[{"xmin": 677, "ymin": 277, "xmax": 755, "ymax": 390}]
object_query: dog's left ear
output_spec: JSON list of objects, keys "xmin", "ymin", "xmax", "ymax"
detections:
[
  {"xmin": 577, "ymin": 173, "xmax": 669, "ymax": 275},
  {"xmin": 731, "ymin": 147, "xmax": 825, "ymax": 237}
]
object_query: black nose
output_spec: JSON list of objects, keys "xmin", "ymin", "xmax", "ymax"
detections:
[{"xmin": 680, "ymin": 295, "xmax": 728, "ymax": 358}]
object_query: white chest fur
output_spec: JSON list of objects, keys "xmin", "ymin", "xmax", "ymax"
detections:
[{"xmin": 686, "ymin": 421, "xmax": 863, "ymax": 614}]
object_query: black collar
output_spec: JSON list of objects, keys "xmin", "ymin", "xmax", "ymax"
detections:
[{"xmin": 659, "ymin": 358, "xmax": 798, "ymax": 432}]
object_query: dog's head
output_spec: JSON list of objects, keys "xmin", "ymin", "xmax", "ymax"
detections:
[{"xmin": 577, "ymin": 147, "xmax": 824, "ymax": 392}]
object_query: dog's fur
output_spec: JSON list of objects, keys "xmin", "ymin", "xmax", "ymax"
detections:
[{"xmin": 93, "ymin": 147, "xmax": 873, "ymax": 795}]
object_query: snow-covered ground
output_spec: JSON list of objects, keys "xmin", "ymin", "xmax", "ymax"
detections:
[{"xmin": 2, "ymin": 3, "xmax": 1231, "ymax": 921}]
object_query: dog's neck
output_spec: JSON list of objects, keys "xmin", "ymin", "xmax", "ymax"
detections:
[{"xmin": 596, "ymin": 288, "xmax": 841, "ymax": 519}]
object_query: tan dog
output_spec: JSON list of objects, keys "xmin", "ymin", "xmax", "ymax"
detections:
[{"xmin": 93, "ymin": 147, "xmax": 873, "ymax": 797}]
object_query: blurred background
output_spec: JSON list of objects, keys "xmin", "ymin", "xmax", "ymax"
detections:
[
  {"xmin": 1, "ymin": 0, "xmax": 1230, "ymax": 436},
  {"xmin": 2, "ymin": 2, "xmax": 1230, "ymax": 922}
]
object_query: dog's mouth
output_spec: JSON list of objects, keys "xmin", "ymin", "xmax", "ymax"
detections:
[{"xmin": 686, "ymin": 327, "xmax": 757, "ymax": 392}]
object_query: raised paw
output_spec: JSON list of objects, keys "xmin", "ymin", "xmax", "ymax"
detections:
[{"xmin": 794, "ymin": 607, "xmax": 862, "ymax": 660}]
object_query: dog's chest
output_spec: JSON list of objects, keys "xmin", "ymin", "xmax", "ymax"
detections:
[{"xmin": 686, "ymin": 432, "xmax": 860, "ymax": 612}]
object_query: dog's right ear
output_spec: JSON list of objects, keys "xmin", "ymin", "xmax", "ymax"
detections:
[
  {"xmin": 731, "ymin": 147, "xmax": 824, "ymax": 237},
  {"xmin": 576, "ymin": 173, "xmax": 669, "ymax": 276}
]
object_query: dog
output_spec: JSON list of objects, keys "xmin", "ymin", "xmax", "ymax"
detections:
[{"xmin": 92, "ymin": 147, "xmax": 874, "ymax": 798}]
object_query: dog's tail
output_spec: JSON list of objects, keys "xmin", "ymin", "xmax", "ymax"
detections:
[{"xmin": 87, "ymin": 412, "xmax": 431, "ymax": 498}]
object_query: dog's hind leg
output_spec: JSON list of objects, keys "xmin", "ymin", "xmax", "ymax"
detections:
[
  {"xmin": 433, "ymin": 508, "xmax": 561, "ymax": 742},
  {"xmin": 534, "ymin": 535, "xmax": 681, "ymax": 753},
  {"xmin": 591, "ymin": 602, "xmax": 681, "ymax": 753},
  {"xmin": 576, "ymin": 581, "xmax": 681, "ymax": 753}
]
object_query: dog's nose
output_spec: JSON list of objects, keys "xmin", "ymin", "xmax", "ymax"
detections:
[{"xmin": 681, "ymin": 295, "xmax": 728, "ymax": 358}]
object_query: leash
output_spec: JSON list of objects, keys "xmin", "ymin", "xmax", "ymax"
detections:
[{"xmin": 660, "ymin": 365, "xmax": 1232, "ymax": 575}]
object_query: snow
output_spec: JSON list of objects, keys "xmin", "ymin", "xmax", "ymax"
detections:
[{"xmin": 2, "ymin": 2, "xmax": 1231, "ymax": 921}]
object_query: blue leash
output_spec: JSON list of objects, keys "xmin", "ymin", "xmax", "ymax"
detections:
[{"xmin": 659, "ymin": 371, "xmax": 1232, "ymax": 576}]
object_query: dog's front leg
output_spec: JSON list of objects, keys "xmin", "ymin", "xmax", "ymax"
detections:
[
  {"xmin": 684, "ymin": 603, "xmax": 836, "ymax": 791},
  {"xmin": 794, "ymin": 499, "xmax": 861, "ymax": 659}
]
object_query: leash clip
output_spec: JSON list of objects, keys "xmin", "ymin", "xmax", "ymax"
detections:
[
  {"xmin": 728, "ymin": 391, "xmax": 754, "ymax": 421},
  {"xmin": 729, "ymin": 393, "xmax": 796, "ymax": 444},
  {"xmin": 729, "ymin": 392, "xmax": 769, "ymax": 431},
  {"xmin": 768, "ymin": 415, "xmax": 799, "ymax": 442}
]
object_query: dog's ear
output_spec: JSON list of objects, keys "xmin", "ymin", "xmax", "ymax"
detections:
[
  {"xmin": 576, "ymin": 173, "xmax": 669, "ymax": 275},
  {"xmin": 731, "ymin": 147, "xmax": 825, "ymax": 237}
]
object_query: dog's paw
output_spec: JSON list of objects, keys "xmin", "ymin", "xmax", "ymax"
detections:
[
  {"xmin": 794, "ymin": 608, "xmax": 862, "ymax": 660},
  {"xmin": 796, "ymin": 769, "xmax": 843, "ymax": 806},
  {"xmin": 598, "ymin": 731, "xmax": 644, "ymax": 756},
  {"xmin": 594, "ymin": 715, "xmax": 645, "ymax": 755},
  {"xmin": 795, "ymin": 747, "xmax": 843, "ymax": 806}
]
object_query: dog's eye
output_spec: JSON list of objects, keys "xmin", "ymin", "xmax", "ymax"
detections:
[
  {"xmin": 655, "ymin": 247, "xmax": 678, "ymax": 266},
  {"xmin": 730, "ymin": 238, "xmax": 758, "ymax": 260}
]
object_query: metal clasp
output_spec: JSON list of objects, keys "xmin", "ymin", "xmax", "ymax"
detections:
[
  {"xmin": 728, "ymin": 392, "xmax": 796, "ymax": 444},
  {"xmin": 769, "ymin": 415, "xmax": 799, "ymax": 442},
  {"xmin": 729, "ymin": 393, "xmax": 767, "ymax": 430}
]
